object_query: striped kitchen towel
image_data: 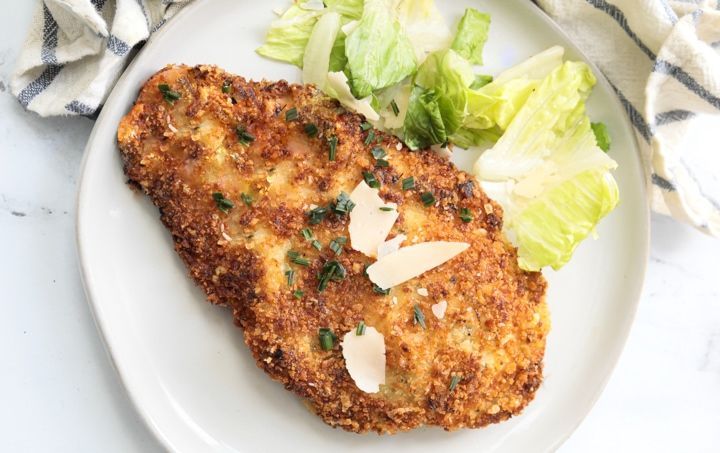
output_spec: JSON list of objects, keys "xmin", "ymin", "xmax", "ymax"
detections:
[
  {"xmin": 11, "ymin": 0, "xmax": 720, "ymax": 236},
  {"xmin": 11, "ymin": 0, "xmax": 190, "ymax": 117},
  {"xmin": 535, "ymin": 0, "xmax": 720, "ymax": 235}
]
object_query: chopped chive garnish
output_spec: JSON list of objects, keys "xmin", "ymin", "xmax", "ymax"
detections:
[
  {"xmin": 236, "ymin": 125, "xmax": 255, "ymax": 146},
  {"xmin": 285, "ymin": 269, "xmax": 295, "ymax": 286},
  {"xmin": 293, "ymin": 289, "xmax": 304, "ymax": 299},
  {"xmin": 459, "ymin": 207, "xmax": 473, "ymax": 223},
  {"xmin": 390, "ymin": 99, "xmax": 400, "ymax": 116},
  {"xmin": 332, "ymin": 192, "xmax": 355, "ymax": 215},
  {"xmin": 363, "ymin": 171, "xmax": 381, "ymax": 189},
  {"xmin": 318, "ymin": 328, "xmax": 337, "ymax": 350},
  {"xmin": 304, "ymin": 123, "xmax": 319, "ymax": 138},
  {"xmin": 413, "ymin": 304, "xmax": 427, "ymax": 329},
  {"xmin": 327, "ymin": 135, "xmax": 338, "ymax": 161},
  {"xmin": 379, "ymin": 206, "xmax": 394, "ymax": 212},
  {"xmin": 329, "ymin": 237, "xmax": 346, "ymax": 255},
  {"xmin": 401, "ymin": 176, "xmax": 415, "ymax": 191},
  {"xmin": 287, "ymin": 250, "xmax": 310, "ymax": 266},
  {"xmin": 221, "ymin": 81, "xmax": 232, "ymax": 93},
  {"xmin": 307, "ymin": 206, "xmax": 328, "ymax": 225},
  {"xmin": 420, "ymin": 191, "xmax": 436, "ymax": 207},
  {"xmin": 212, "ymin": 192, "xmax": 234, "ymax": 213},
  {"xmin": 356, "ymin": 321, "xmax": 366, "ymax": 336},
  {"xmin": 158, "ymin": 84, "xmax": 181, "ymax": 103},
  {"xmin": 317, "ymin": 260, "xmax": 346, "ymax": 292},
  {"xmin": 372, "ymin": 284, "xmax": 390, "ymax": 295},
  {"xmin": 360, "ymin": 122, "xmax": 373, "ymax": 131},
  {"xmin": 301, "ymin": 228, "xmax": 313, "ymax": 241},
  {"xmin": 241, "ymin": 192, "xmax": 253, "ymax": 206},
  {"xmin": 311, "ymin": 240, "xmax": 322, "ymax": 251},
  {"xmin": 285, "ymin": 107, "xmax": 298, "ymax": 121},
  {"xmin": 371, "ymin": 147, "xmax": 387, "ymax": 159},
  {"xmin": 449, "ymin": 375, "xmax": 461, "ymax": 392},
  {"xmin": 364, "ymin": 130, "xmax": 375, "ymax": 146},
  {"xmin": 375, "ymin": 159, "xmax": 389, "ymax": 168}
]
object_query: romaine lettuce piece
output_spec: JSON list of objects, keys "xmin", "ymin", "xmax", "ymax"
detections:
[
  {"xmin": 451, "ymin": 8, "xmax": 491, "ymax": 65},
  {"xmin": 325, "ymin": 0, "xmax": 364, "ymax": 19},
  {"xmin": 403, "ymin": 86, "xmax": 447, "ymax": 149},
  {"xmin": 461, "ymin": 46, "xmax": 565, "ymax": 133},
  {"xmin": 414, "ymin": 49, "xmax": 474, "ymax": 134},
  {"xmin": 256, "ymin": 5, "xmax": 324, "ymax": 67},
  {"xmin": 470, "ymin": 74, "xmax": 493, "ymax": 90},
  {"xmin": 345, "ymin": 0, "xmax": 417, "ymax": 98},
  {"xmin": 474, "ymin": 61, "xmax": 619, "ymax": 271},
  {"xmin": 302, "ymin": 12, "xmax": 342, "ymax": 87},
  {"xmin": 328, "ymin": 33, "xmax": 348, "ymax": 72},
  {"xmin": 325, "ymin": 71, "xmax": 380, "ymax": 121},
  {"xmin": 591, "ymin": 122, "xmax": 611, "ymax": 151},
  {"xmin": 394, "ymin": 0, "xmax": 453, "ymax": 63}
]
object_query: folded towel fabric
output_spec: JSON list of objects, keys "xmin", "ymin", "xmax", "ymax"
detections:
[
  {"xmin": 11, "ymin": 0, "xmax": 189, "ymax": 117},
  {"xmin": 11, "ymin": 0, "xmax": 720, "ymax": 236}
]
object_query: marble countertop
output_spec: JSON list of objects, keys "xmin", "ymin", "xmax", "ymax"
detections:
[{"xmin": 1, "ymin": 4, "xmax": 719, "ymax": 452}]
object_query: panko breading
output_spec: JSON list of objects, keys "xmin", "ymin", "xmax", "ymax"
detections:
[{"xmin": 117, "ymin": 64, "xmax": 549, "ymax": 434}]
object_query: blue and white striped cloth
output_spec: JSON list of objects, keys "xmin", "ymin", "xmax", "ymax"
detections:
[
  {"xmin": 11, "ymin": 0, "xmax": 189, "ymax": 117},
  {"xmin": 11, "ymin": 0, "xmax": 720, "ymax": 236},
  {"xmin": 537, "ymin": 0, "xmax": 720, "ymax": 235}
]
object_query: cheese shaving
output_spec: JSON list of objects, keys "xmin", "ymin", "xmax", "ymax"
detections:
[
  {"xmin": 377, "ymin": 234, "xmax": 406, "ymax": 259},
  {"xmin": 366, "ymin": 241, "xmax": 469, "ymax": 289},
  {"xmin": 341, "ymin": 326, "xmax": 386, "ymax": 393},
  {"xmin": 348, "ymin": 181, "xmax": 399, "ymax": 257}
]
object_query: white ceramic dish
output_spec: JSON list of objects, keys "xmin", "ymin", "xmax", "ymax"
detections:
[{"xmin": 76, "ymin": 0, "xmax": 649, "ymax": 451}]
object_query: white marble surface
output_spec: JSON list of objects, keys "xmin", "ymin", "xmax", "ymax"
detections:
[{"xmin": 1, "ymin": 3, "xmax": 719, "ymax": 452}]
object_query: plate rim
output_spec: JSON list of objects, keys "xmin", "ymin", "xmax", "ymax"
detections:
[{"xmin": 75, "ymin": 1, "xmax": 650, "ymax": 451}]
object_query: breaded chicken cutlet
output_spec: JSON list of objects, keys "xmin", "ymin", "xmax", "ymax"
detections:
[{"xmin": 117, "ymin": 64, "xmax": 549, "ymax": 434}]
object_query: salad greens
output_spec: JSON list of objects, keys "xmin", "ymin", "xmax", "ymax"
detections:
[
  {"xmin": 344, "ymin": 0, "xmax": 417, "ymax": 98},
  {"xmin": 475, "ymin": 62, "xmax": 619, "ymax": 271},
  {"xmin": 451, "ymin": 9, "xmax": 491, "ymax": 65},
  {"xmin": 257, "ymin": 0, "xmax": 620, "ymax": 272}
]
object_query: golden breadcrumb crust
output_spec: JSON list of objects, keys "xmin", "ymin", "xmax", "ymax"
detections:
[{"xmin": 117, "ymin": 64, "xmax": 549, "ymax": 434}]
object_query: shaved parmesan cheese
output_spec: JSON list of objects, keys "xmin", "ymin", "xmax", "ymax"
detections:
[
  {"xmin": 349, "ymin": 181, "xmax": 399, "ymax": 257},
  {"xmin": 432, "ymin": 300, "xmax": 448, "ymax": 319},
  {"xmin": 366, "ymin": 241, "xmax": 469, "ymax": 289},
  {"xmin": 377, "ymin": 234, "xmax": 406, "ymax": 259},
  {"xmin": 416, "ymin": 287, "xmax": 428, "ymax": 297},
  {"xmin": 341, "ymin": 326, "xmax": 386, "ymax": 393}
]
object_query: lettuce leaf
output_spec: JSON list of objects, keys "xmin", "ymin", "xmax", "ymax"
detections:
[
  {"xmin": 403, "ymin": 86, "xmax": 447, "ymax": 149},
  {"xmin": 451, "ymin": 8, "xmax": 491, "ymax": 65},
  {"xmin": 302, "ymin": 12, "xmax": 342, "ymax": 87},
  {"xmin": 414, "ymin": 49, "xmax": 474, "ymax": 134},
  {"xmin": 461, "ymin": 46, "xmax": 564, "ymax": 133},
  {"xmin": 325, "ymin": 0, "xmax": 364, "ymax": 19},
  {"xmin": 256, "ymin": 5, "xmax": 324, "ymax": 67},
  {"xmin": 591, "ymin": 122, "xmax": 611, "ymax": 152},
  {"xmin": 394, "ymin": 0, "xmax": 453, "ymax": 63},
  {"xmin": 325, "ymin": 71, "xmax": 380, "ymax": 120},
  {"xmin": 474, "ymin": 61, "xmax": 619, "ymax": 271},
  {"xmin": 345, "ymin": 0, "xmax": 417, "ymax": 98}
]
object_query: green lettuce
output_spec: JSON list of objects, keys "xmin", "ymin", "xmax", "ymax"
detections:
[
  {"xmin": 403, "ymin": 86, "xmax": 447, "ymax": 149},
  {"xmin": 325, "ymin": 0, "xmax": 364, "ymax": 19},
  {"xmin": 344, "ymin": 0, "xmax": 417, "ymax": 98},
  {"xmin": 451, "ymin": 8, "xmax": 491, "ymax": 65},
  {"xmin": 591, "ymin": 122, "xmax": 611, "ymax": 151},
  {"xmin": 256, "ymin": 5, "xmax": 324, "ymax": 67},
  {"xmin": 474, "ymin": 61, "xmax": 619, "ymax": 271},
  {"xmin": 302, "ymin": 12, "xmax": 342, "ymax": 87},
  {"xmin": 394, "ymin": 0, "xmax": 453, "ymax": 63}
]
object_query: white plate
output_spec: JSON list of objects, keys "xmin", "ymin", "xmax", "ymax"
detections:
[{"xmin": 77, "ymin": 1, "xmax": 649, "ymax": 451}]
